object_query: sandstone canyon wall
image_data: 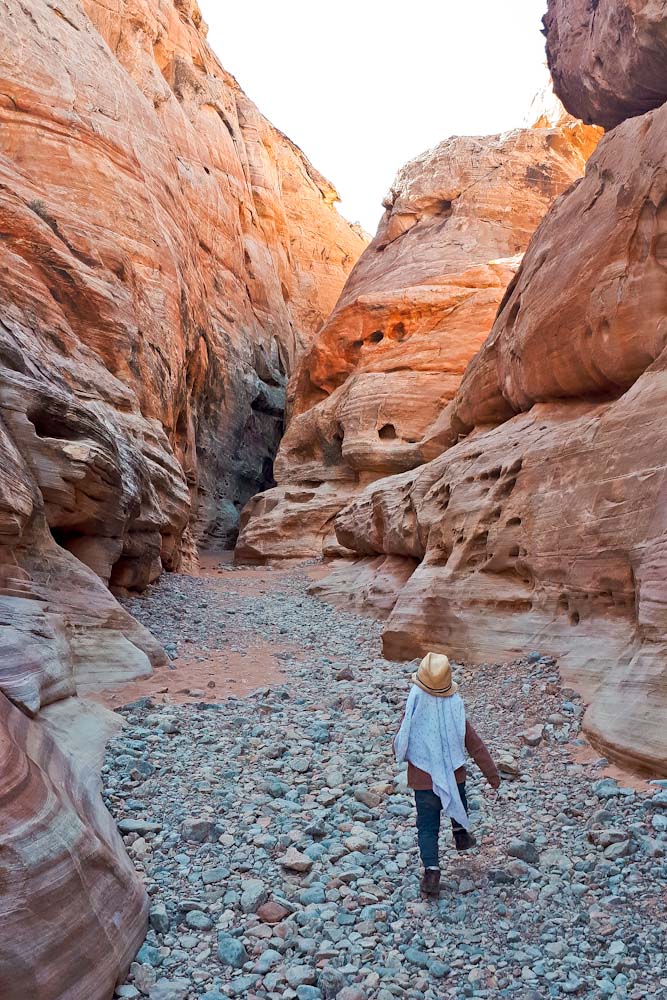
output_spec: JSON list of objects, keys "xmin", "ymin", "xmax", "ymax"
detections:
[
  {"xmin": 236, "ymin": 115, "xmax": 599, "ymax": 563},
  {"xmin": 285, "ymin": 4, "xmax": 667, "ymax": 775},
  {"xmin": 0, "ymin": 1, "xmax": 364, "ymax": 996}
]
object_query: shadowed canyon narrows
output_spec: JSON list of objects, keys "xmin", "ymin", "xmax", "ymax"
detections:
[{"xmin": 2, "ymin": 0, "xmax": 667, "ymax": 998}]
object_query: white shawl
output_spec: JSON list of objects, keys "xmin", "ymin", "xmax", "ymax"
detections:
[{"xmin": 394, "ymin": 686, "xmax": 469, "ymax": 830}]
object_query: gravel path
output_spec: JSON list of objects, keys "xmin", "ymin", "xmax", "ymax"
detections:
[{"xmin": 106, "ymin": 562, "xmax": 667, "ymax": 1000}]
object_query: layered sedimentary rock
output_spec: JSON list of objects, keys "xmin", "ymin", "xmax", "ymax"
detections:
[
  {"xmin": 329, "ymin": 93, "xmax": 667, "ymax": 775},
  {"xmin": 237, "ymin": 117, "xmax": 599, "ymax": 562},
  {"xmin": 545, "ymin": 0, "xmax": 667, "ymax": 129},
  {"xmin": 0, "ymin": 692, "xmax": 147, "ymax": 1000},
  {"xmin": 0, "ymin": 0, "xmax": 363, "ymax": 994},
  {"xmin": 1, "ymin": 0, "xmax": 364, "ymax": 569}
]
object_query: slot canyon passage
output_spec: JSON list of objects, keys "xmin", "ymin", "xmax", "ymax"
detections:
[{"xmin": 2, "ymin": 0, "xmax": 667, "ymax": 998}]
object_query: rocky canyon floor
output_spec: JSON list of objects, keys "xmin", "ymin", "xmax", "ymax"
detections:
[{"xmin": 103, "ymin": 561, "xmax": 667, "ymax": 1000}]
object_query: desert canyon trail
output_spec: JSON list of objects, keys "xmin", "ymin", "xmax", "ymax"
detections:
[{"xmin": 1, "ymin": 1, "xmax": 667, "ymax": 999}]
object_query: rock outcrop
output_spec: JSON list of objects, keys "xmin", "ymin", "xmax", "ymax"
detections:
[
  {"xmin": 0, "ymin": 0, "xmax": 364, "ymax": 995},
  {"xmin": 0, "ymin": 691, "xmax": 147, "ymax": 1000},
  {"xmin": 237, "ymin": 116, "xmax": 599, "ymax": 562},
  {"xmin": 313, "ymin": 36, "xmax": 667, "ymax": 774},
  {"xmin": 545, "ymin": 0, "xmax": 667, "ymax": 129}
]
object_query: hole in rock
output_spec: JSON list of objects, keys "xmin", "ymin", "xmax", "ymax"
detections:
[
  {"xmin": 243, "ymin": 250, "xmax": 256, "ymax": 280},
  {"xmin": 506, "ymin": 299, "xmax": 521, "ymax": 331},
  {"xmin": 321, "ymin": 430, "xmax": 343, "ymax": 467},
  {"xmin": 570, "ymin": 611, "xmax": 580, "ymax": 626},
  {"xmin": 507, "ymin": 517, "xmax": 522, "ymax": 527},
  {"xmin": 285, "ymin": 491, "xmax": 316, "ymax": 504},
  {"xmin": 30, "ymin": 408, "xmax": 85, "ymax": 441},
  {"xmin": 378, "ymin": 424, "xmax": 398, "ymax": 440},
  {"xmin": 392, "ymin": 321, "xmax": 407, "ymax": 341},
  {"xmin": 0, "ymin": 342, "xmax": 29, "ymax": 374},
  {"xmin": 497, "ymin": 478, "xmax": 517, "ymax": 499},
  {"xmin": 368, "ymin": 330, "xmax": 384, "ymax": 343},
  {"xmin": 49, "ymin": 526, "xmax": 82, "ymax": 549},
  {"xmin": 508, "ymin": 545, "xmax": 520, "ymax": 558}
]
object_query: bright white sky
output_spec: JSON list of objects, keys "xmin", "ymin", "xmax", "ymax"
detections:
[{"xmin": 200, "ymin": 0, "xmax": 549, "ymax": 234}]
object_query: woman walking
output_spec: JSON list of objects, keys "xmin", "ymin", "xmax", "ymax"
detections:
[{"xmin": 394, "ymin": 652, "xmax": 501, "ymax": 896}]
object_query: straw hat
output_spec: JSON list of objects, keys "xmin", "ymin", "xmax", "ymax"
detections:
[{"xmin": 411, "ymin": 651, "xmax": 458, "ymax": 698}]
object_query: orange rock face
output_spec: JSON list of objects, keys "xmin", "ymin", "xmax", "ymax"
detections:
[
  {"xmin": 237, "ymin": 119, "xmax": 599, "ymax": 562},
  {"xmin": 330, "ymin": 99, "xmax": 667, "ymax": 776},
  {"xmin": 545, "ymin": 0, "xmax": 667, "ymax": 129},
  {"xmin": 0, "ymin": 0, "xmax": 364, "ymax": 993}
]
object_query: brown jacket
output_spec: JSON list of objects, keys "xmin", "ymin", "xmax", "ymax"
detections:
[{"xmin": 397, "ymin": 719, "xmax": 500, "ymax": 790}]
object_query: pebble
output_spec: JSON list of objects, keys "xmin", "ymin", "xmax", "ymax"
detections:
[
  {"xmin": 216, "ymin": 934, "xmax": 247, "ymax": 969},
  {"xmin": 296, "ymin": 987, "xmax": 322, "ymax": 1000},
  {"xmin": 180, "ymin": 817, "xmax": 217, "ymax": 843},
  {"xmin": 184, "ymin": 910, "xmax": 212, "ymax": 930},
  {"xmin": 279, "ymin": 846, "xmax": 314, "ymax": 872},
  {"xmin": 147, "ymin": 980, "xmax": 190, "ymax": 1000},
  {"xmin": 118, "ymin": 818, "xmax": 161, "ymax": 834},
  {"xmin": 148, "ymin": 903, "xmax": 170, "ymax": 935},
  {"xmin": 507, "ymin": 838, "xmax": 540, "ymax": 865},
  {"xmin": 286, "ymin": 965, "xmax": 317, "ymax": 988},
  {"xmin": 240, "ymin": 878, "xmax": 269, "ymax": 914},
  {"xmin": 520, "ymin": 724, "xmax": 544, "ymax": 747},
  {"xmin": 227, "ymin": 974, "xmax": 260, "ymax": 996}
]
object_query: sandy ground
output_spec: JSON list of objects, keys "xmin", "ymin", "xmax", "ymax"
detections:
[{"xmin": 88, "ymin": 555, "xmax": 299, "ymax": 710}]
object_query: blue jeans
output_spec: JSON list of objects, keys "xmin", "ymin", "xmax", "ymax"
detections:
[{"xmin": 415, "ymin": 784, "xmax": 468, "ymax": 869}]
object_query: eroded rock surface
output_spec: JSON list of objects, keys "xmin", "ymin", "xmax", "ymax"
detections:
[
  {"xmin": 0, "ymin": 0, "xmax": 364, "ymax": 994},
  {"xmin": 545, "ymin": 0, "xmax": 667, "ymax": 130},
  {"xmin": 1, "ymin": 0, "xmax": 364, "ymax": 567},
  {"xmin": 0, "ymin": 691, "xmax": 147, "ymax": 1000},
  {"xmin": 237, "ymin": 117, "xmax": 599, "ymax": 562},
  {"xmin": 329, "ymin": 99, "xmax": 667, "ymax": 775}
]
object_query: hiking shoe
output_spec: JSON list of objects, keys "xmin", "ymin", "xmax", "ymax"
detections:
[
  {"xmin": 420, "ymin": 868, "xmax": 441, "ymax": 896},
  {"xmin": 453, "ymin": 829, "xmax": 477, "ymax": 852}
]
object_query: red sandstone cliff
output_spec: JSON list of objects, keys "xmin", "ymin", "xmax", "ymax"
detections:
[
  {"xmin": 302, "ymin": 8, "xmax": 667, "ymax": 775},
  {"xmin": 0, "ymin": 1, "xmax": 364, "ymax": 995},
  {"xmin": 237, "ymin": 116, "xmax": 599, "ymax": 563}
]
